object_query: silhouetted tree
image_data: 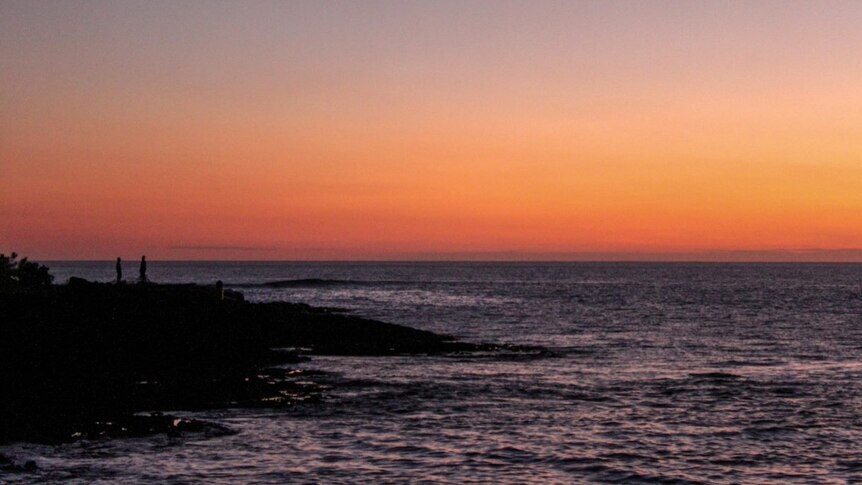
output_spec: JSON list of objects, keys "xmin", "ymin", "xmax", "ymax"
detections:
[{"xmin": 0, "ymin": 252, "xmax": 54, "ymax": 291}]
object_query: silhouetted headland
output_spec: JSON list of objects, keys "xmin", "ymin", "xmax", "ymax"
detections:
[{"xmin": 0, "ymin": 256, "xmax": 533, "ymax": 445}]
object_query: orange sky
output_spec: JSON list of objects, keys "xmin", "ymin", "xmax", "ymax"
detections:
[{"xmin": 1, "ymin": 1, "xmax": 861, "ymax": 261}]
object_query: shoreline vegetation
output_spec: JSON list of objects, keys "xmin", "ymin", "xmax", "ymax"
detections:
[{"xmin": 0, "ymin": 256, "xmax": 536, "ymax": 448}]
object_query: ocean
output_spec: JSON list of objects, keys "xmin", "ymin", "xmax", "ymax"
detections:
[{"xmin": 3, "ymin": 262, "xmax": 862, "ymax": 483}]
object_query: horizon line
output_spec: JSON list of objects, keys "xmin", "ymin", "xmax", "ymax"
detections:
[{"xmin": 41, "ymin": 259, "xmax": 862, "ymax": 264}]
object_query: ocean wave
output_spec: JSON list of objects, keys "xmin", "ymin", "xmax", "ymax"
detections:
[{"xmin": 230, "ymin": 278, "xmax": 369, "ymax": 288}]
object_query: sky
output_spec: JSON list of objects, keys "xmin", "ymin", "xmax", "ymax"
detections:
[{"xmin": 1, "ymin": 0, "xmax": 861, "ymax": 261}]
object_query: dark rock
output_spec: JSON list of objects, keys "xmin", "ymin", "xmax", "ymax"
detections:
[
  {"xmin": 0, "ymin": 455, "xmax": 38, "ymax": 473},
  {"xmin": 1, "ymin": 280, "xmax": 530, "ymax": 444},
  {"xmin": 67, "ymin": 276, "xmax": 89, "ymax": 286}
]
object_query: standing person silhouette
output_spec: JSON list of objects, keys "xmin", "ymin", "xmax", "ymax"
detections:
[
  {"xmin": 116, "ymin": 257, "xmax": 122, "ymax": 283},
  {"xmin": 139, "ymin": 256, "xmax": 147, "ymax": 284}
]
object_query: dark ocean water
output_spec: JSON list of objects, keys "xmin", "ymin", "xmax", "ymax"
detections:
[{"xmin": 3, "ymin": 262, "xmax": 862, "ymax": 483}]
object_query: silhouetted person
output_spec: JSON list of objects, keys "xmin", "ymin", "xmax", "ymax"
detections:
[
  {"xmin": 139, "ymin": 256, "xmax": 147, "ymax": 284},
  {"xmin": 116, "ymin": 257, "xmax": 122, "ymax": 283},
  {"xmin": 216, "ymin": 280, "xmax": 224, "ymax": 300}
]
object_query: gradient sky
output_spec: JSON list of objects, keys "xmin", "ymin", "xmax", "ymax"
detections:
[{"xmin": 2, "ymin": 0, "xmax": 861, "ymax": 261}]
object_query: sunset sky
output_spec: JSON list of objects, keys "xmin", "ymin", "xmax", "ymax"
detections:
[{"xmin": 2, "ymin": 1, "xmax": 861, "ymax": 261}]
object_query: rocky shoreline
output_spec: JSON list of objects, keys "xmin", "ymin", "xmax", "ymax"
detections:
[{"xmin": 0, "ymin": 279, "xmax": 535, "ymax": 445}]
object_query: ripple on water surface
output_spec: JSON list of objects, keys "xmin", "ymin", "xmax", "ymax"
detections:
[{"xmin": 5, "ymin": 262, "xmax": 862, "ymax": 483}]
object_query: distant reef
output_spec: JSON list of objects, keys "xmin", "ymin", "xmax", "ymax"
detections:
[{"xmin": 0, "ymin": 267, "xmax": 530, "ymax": 444}]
